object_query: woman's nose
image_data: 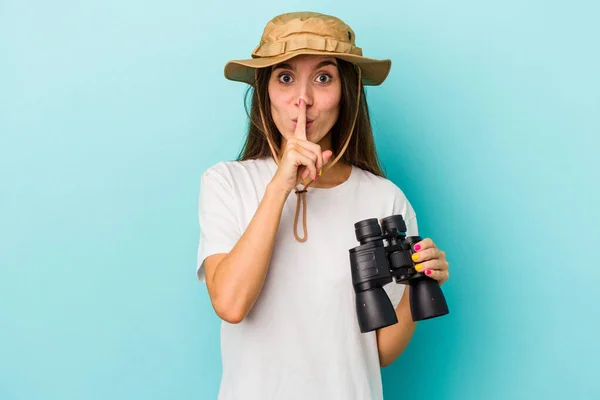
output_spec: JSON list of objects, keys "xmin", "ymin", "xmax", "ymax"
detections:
[{"xmin": 295, "ymin": 84, "xmax": 313, "ymax": 106}]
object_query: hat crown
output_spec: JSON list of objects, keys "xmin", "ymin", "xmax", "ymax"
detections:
[
  {"xmin": 252, "ymin": 12, "xmax": 362, "ymax": 58},
  {"xmin": 261, "ymin": 12, "xmax": 356, "ymax": 46}
]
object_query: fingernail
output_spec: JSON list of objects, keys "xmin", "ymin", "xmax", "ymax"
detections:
[
  {"xmin": 415, "ymin": 263, "xmax": 423, "ymax": 271},
  {"xmin": 298, "ymin": 98, "xmax": 302, "ymax": 105},
  {"xmin": 414, "ymin": 244, "xmax": 421, "ymax": 251},
  {"xmin": 425, "ymin": 269, "xmax": 432, "ymax": 275},
  {"xmin": 411, "ymin": 253, "xmax": 419, "ymax": 262}
]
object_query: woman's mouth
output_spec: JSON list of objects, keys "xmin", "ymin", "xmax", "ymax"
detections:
[{"xmin": 292, "ymin": 120, "xmax": 314, "ymax": 129}]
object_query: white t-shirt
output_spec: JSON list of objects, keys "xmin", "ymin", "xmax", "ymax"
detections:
[{"xmin": 196, "ymin": 156, "xmax": 418, "ymax": 400}]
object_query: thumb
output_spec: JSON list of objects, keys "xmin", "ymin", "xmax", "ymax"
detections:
[{"xmin": 323, "ymin": 150, "xmax": 333, "ymax": 164}]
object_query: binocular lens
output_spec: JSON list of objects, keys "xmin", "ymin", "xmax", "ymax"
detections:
[
  {"xmin": 380, "ymin": 215, "xmax": 407, "ymax": 234},
  {"xmin": 354, "ymin": 218, "xmax": 381, "ymax": 243}
]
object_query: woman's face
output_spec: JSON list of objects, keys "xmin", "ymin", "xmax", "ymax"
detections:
[{"xmin": 267, "ymin": 55, "xmax": 342, "ymax": 145}]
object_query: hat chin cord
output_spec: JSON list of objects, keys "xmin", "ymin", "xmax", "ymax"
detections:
[{"xmin": 254, "ymin": 66, "xmax": 363, "ymax": 243}]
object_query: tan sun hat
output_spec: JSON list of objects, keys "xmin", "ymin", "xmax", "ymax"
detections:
[
  {"xmin": 224, "ymin": 11, "xmax": 392, "ymax": 86},
  {"xmin": 224, "ymin": 11, "xmax": 391, "ymax": 243}
]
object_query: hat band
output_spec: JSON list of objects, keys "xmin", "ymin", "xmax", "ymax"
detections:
[{"xmin": 252, "ymin": 34, "xmax": 363, "ymax": 58}]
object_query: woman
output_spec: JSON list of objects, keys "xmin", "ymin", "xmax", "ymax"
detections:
[{"xmin": 196, "ymin": 11, "xmax": 450, "ymax": 400}]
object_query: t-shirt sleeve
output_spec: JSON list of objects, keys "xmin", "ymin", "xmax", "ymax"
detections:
[
  {"xmin": 196, "ymin": 165, "xmax": 241, "ymax": 282},
  {"xmin": 383, "ymin": 186, "xmax": 419, "ymax": 308}
]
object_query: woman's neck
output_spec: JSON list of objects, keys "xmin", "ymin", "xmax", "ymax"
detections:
[{"xmin": 311, "ymin": 161, "xmax": 352, "ymax": 188}]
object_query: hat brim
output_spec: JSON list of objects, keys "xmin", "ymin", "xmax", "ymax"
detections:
[{"xmin": 224, "ymin": 49, "xmax": 391, "ymax": 86}]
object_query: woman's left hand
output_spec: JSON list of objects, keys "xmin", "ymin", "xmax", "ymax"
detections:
[{"xmin": 411, "ymin": 238, "xmax": 450, "ymax": 286}]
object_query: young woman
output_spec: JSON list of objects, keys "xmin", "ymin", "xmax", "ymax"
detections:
[{"xmin": 196, "ymin": 11, "xmax": 450, "ymax": 400}]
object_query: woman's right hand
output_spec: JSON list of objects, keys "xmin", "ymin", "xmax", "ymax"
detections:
[{"xmin": 269, "ymin": 98, "xmax": 333, "ymax": 194}]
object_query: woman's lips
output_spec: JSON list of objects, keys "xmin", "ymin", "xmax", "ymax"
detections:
[{"xmin": 292, "ymin": 120, "xmax": 313, "ymax": 129}]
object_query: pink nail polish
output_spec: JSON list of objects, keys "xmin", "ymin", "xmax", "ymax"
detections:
[
  {"xmin": 425, "ymin": 269, "xmax": 432, "ymax": 275},
  {"xmin": 414, "ymin": 244, "xmax": 421, "ymax": 251},
  {"xmin": 298, "ymin": 98, "xmax": 302, "ymax": 105}
]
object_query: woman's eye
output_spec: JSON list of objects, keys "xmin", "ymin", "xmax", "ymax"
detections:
[
  {"xmin": 317, "ymin": 74, "xmax": 331, "ymax": 83},
  {"xmin": 278, "ymin": 74, "xmax": 293, "ymax": 84}
]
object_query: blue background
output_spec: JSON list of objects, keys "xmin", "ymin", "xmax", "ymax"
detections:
[{"xmin": 1, "ymin": 1, "xmax": 598, "ymax": 399}]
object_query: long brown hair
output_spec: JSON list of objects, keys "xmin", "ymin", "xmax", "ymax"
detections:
[{"xmin": 236, "ymin": 58, "xmax": 386, "ymax": 178}]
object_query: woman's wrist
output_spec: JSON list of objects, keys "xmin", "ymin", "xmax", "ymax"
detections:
[{"xmin": 266, "ymin": 181, "xmax": 293, "ymax": 198}]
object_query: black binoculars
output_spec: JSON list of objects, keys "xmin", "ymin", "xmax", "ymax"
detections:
[{"xmin": 349, "ymin": 214, "xmax": 449, "ymax": 333}]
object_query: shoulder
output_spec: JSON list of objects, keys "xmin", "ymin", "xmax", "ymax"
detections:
[
  {"xmin": 353, "ymin": 166, "xmax": 416, "ymax": 218},
  {"xmin": 198, "ymin": 158, "xmax": 275, "ymax": 214},
  {"xmin": 200, "ymin": 158, "xmax": 275, "ymax": 194},
  {"xmin": 201, "ymin": 157, "xmax": 274, "ymax": 182},
  {"xmin": 353, "ymin": 166, "xmax": 408, "ymax": 199}
]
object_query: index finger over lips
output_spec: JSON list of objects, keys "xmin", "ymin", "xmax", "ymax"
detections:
[{"xmin": 294, "ymin": 98, "xmax": 307, "ymax": 140}]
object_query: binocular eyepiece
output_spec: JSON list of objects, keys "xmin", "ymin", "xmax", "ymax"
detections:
[{"xmin": 349, "ymin": 215, "xmax": 449, "ymax": 333}]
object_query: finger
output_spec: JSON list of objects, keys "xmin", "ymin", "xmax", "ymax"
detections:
[
  {"xmin": 320, "ymin": 150, "xmax": 333, "ymax": 175},
  {"xmin": 286, "ymin": 141, "xmax": 319, "ymax": 181},
  {"xmin": 294, "ymin": 98, "xmax": 307, "ymax": 140},
  {"xmin": 413, "ymin": 237, "xmax": 436, "ymax": 252},
  {"xmin": 291, "ymin": 144, "xmax": 319, "ymax": 176},
  {"xmin": 301, "ymin": 166, "xmax": 310, "ymax": 180},
  {"xmin": 411, "ymin": 247, "xmax": 442, "ymax": 263},
  {"xmin": 414, "ymin": 259, "xmax": 449, "ymax": 273},
  {"xmin": 289, "ymin": 148, "xmax": 318, "ymax": 182},
  {"xmin": 423, "ymin": 269, "xmax": 449, "ymax": 286},
  {"xmin": 292, "ymin": 139, "xmax": 324, "ymax": 174},
  {"xmin": 295, "ymin": 148, "xmax": 333, "ymax": 183}
]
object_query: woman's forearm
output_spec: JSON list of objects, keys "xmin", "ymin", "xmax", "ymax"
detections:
[
  {"xmin": 376, "ymin": 286, "xmax": 418, "ymax": 367},
  {"xmin": 209, "ymin": 183, "xmax": 289, "ymax": 323}
]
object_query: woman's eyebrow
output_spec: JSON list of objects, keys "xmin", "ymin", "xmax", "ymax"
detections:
[
  {"xmin": 315, "ymin": 60, "xmax": 338, "ymax": 69},
  {"xmin": 272, "ymin": 60, "xmax": 338, "ymax": 71},
  {"xmin": 272, "ymin": 62, "xmax": 294, "ymax": 71}
]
